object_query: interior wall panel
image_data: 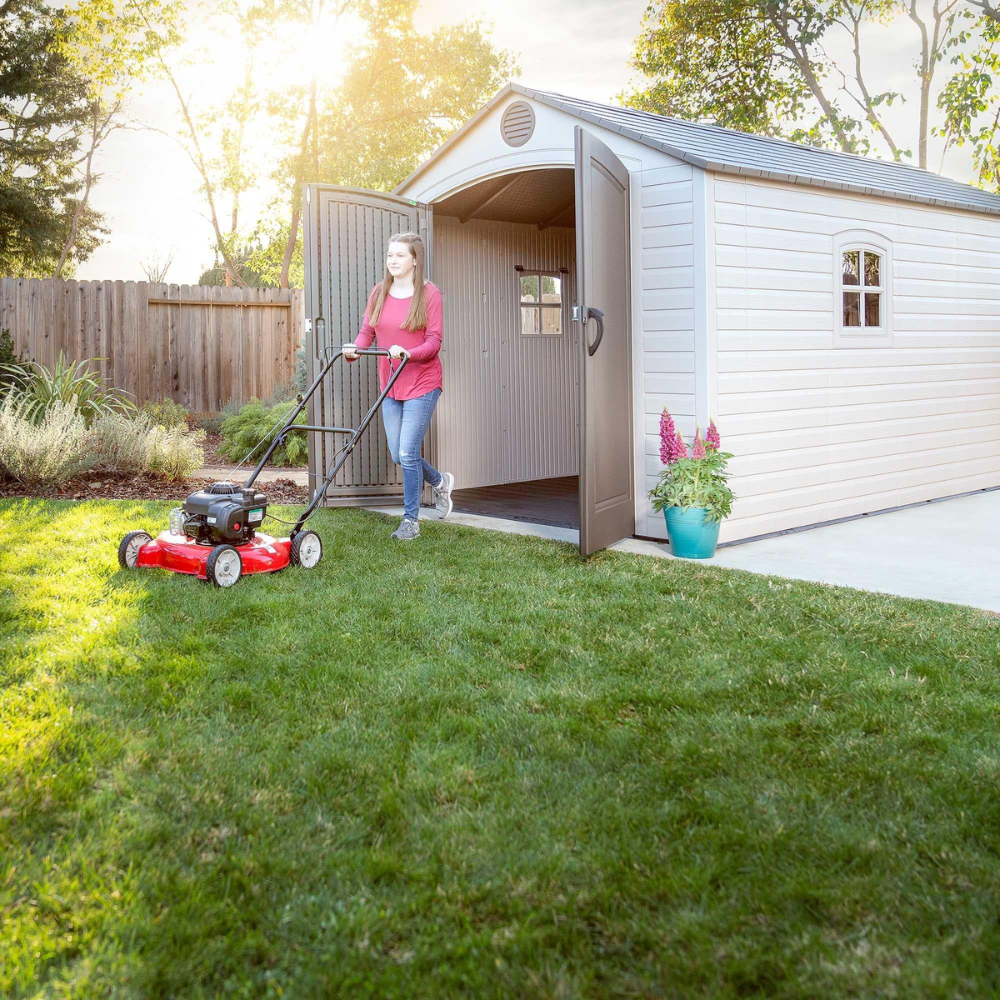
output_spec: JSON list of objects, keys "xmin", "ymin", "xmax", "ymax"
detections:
[{"xmin": 433, "ymin": 215, "xmax": 579, "ymax": 489}]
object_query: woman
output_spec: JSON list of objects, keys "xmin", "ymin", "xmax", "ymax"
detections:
[{"xmin": 343, "ymin": 232, "xmax": 454, "ymax": 540}]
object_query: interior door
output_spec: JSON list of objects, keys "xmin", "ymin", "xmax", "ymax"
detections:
[
  {"xmin": 574, "ymin": 125, "xmax": 635, "ymax": 556},
  {"xmin": 302, "ymin": 184, "xmax": 434, "ymax": 504}
]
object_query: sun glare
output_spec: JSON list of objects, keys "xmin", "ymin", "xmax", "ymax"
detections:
[{"xmin": 197, "ymin": 13, "xmax": 360, "ymax": 99}]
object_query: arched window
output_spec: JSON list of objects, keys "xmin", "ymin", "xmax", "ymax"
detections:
[{"xmin": 834, "ymin": 230, "xmax": 893, "ymax": 347}]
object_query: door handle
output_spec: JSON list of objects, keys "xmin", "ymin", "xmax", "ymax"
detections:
[{"xmin": 582, "ymin": 306, "xmax": 604, "ymax": 356}]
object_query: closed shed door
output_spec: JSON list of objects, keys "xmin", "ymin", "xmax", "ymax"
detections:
[{"xmin": 302, "ymin": 184, "xmax": 434, "ymax": 502}]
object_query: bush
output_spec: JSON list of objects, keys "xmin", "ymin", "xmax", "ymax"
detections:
[
  {"xmin": 260, "ymin": 380, "xmax": 296, "ymax": 408},
  {"xmin": 197, "ymin": 398, "xmax": 241, "ymax": 435},
  {"xmin": 142, "ymin": 397, "xmax": 189, "ymax": 429},
  {"xmin": 11, "ymin": 351, "xmax": 135, "ymax": 426},
  {"xmin": 0, "ymin": 395, "xmax": 94, "ymax": 486},
  {"xmin": 146, "ymin": 424, "xmax": 206, "ymax": 480},
  {"xmin": 0, "ymin": 328, "xmax": 31, "ymax": 400},
  {"xmin": 294, "ymin": 344, "xmax": 307, "ymax": 394},
  {"xmin": 90, "ymin": 412, "xmax": 156, "ymax": 476},
  {"xmin": 218, "ymin": 398, "xmax": 307, "ymax": 467}
]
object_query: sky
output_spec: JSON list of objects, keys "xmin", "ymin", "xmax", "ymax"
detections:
[{"xmin": 73, "ymin": 0, "xmax": 980, "ymax": 284}]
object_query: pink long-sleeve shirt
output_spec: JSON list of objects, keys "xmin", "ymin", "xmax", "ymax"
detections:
[{"xmin": 350, "ymin": 281, "xmax": 443, "ymax": 400}]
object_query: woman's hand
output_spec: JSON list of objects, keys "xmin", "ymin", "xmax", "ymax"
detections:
[
  {"xmin": 342, "ymin": 343, "xmax": 359, "ymax": 360},
  {"xmin": 388, "ymin": 344, "xmax": 410, "ymax": 360}
]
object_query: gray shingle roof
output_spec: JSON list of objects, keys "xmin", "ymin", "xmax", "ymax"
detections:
[
  {"xmin": 396, "ymin": 82, "xmax": 1000, "ymax": 218},
  {"xmin": 521, "ymin": 84, "xmax": 1000, "ymax": 218}
]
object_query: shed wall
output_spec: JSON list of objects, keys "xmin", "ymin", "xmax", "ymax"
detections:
[
  {"xmin": 709, "ymin": 175, "xmax": 1000, "ymax": 543},
  {"xmin": 637, "ymin": 163, "xmax": 698, "ymax": 538}
]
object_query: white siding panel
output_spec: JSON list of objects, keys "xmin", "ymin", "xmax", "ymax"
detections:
[
  {"xmin": 711, "ymin": 174, "xmax": 1000, "ymax": 543},
  {"xmin": 639, "ymin": 166, "xmax": 697, "ymax": 537}
]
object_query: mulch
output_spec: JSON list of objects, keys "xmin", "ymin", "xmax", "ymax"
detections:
[{"xmin": 0, "ymin": 473, "xmax": 310, "ymax": 505}]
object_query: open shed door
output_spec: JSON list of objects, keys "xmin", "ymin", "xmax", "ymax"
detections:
[
  {"xmin": 574, "ymin": 126, "xmax": 634, "ymax": 556},
  {"xmin": 302, "ymin": 184, "xmax": 434, "ymax": 504}
]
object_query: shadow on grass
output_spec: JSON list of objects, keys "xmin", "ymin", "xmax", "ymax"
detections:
[{"xmin": 2, "ymin": 498, "xmax": 1000, "ymax": 998}]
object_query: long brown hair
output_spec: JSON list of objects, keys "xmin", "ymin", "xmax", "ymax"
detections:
[{"xmin": 366, "ymin": 232, "xmax": 430, "ymax": 331}]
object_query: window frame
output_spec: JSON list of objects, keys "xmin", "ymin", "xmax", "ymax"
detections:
[
  {"xmin": 518, "ymin": 268, "xmax": 564, "ymax": 337},
  {"xmin": 833, "ymin": 229, "xmax": 893, "ymax": 349}
]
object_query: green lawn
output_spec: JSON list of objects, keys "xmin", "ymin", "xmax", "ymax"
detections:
[{"xmin": 2, "ymin": 498, "xmax": 1000, "ymax": 999}]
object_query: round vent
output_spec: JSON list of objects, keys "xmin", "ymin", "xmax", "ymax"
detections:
[
  {"xmin": 206, "ymin": 481, "xmax": 239, "ymax": 495},
  {"xmin": 500, "ymin": 101, "xmax": 535, "ymax": 148}
]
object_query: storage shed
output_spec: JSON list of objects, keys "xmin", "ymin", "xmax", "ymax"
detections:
[{"xmin": 302, "ymin": 82, "xmax": 1000, "ymax": 554}]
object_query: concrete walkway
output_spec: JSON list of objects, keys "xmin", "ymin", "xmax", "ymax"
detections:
[
  {"xmin": 195, "ymin": 465, "xmax": 309, "ymax": 485},
  {"xmin": 367, "ymin": 489, "xmax": 1000, "ymax": 613}
]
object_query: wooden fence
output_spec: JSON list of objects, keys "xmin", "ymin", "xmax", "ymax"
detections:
[{"xmin": 0, "ymin": 278, "xmax": 305, "ymax": 412}]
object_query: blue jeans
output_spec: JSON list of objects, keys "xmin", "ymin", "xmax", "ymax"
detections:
[{"xmin": 381, "ymin": 387, "xmax": 442, "ymax": 520}]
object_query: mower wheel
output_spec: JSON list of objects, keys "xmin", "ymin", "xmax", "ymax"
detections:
[
  {"xmin": 290, "ymin": 530, "xmax": 323, "ymax": 569},
  {"xmin": 118, "ymin": 530, "xmax": 152, "ymax": 569},
  {"xmin": 206, "ymin": 544, "xmax": 243, "ymax": 587}
]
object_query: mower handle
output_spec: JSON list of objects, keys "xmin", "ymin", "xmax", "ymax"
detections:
[{"xmin": 244, "ymin": 346, "xmax": 408, "ymax": 490}]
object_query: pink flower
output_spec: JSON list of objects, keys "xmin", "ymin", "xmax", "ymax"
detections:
[
  {"xmin": 692, "ymin": 426, "xmax": 707, "ymax": 459},
  {"xmin": 659, "ymin": 406, "xmax": 677, "ymax": 465},
  {"xmin": 674, "ymin": 429, "xmax": 688, "ymax": 460},
  {"xmin": 707, "ymin": 419, "xmax": 720, "ymax": 451}
]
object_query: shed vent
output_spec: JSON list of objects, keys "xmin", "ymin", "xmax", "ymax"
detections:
[{"xmin": 501, "ymin": 101, "xmax": 535, "ymax": 147}]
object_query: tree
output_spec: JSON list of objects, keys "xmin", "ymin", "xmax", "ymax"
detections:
[
  {"xmin": 47, "ymin": 0, "xmax": 186, "ymax": 277},
  {"xmin": 619, "ymin": 1, "xmax": 977, "ymax": 169},
  {"xmin": 258, "ymin": 0, "xmax": 520, "ymax": 288},
  {"xmin": 935, "ymin": 2, "xmax": 1000, "ymax": 185},
  {"xmin": 0, "ymin": 0, "xmax": 108, "ymax": 276}
]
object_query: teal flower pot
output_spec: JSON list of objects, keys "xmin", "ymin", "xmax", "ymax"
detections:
[{"xmin": 664, "ymin": 505, "xmax": 721, "ymax": 559}]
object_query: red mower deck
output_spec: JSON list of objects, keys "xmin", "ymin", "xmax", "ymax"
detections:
[{"xmin": 136, "ymin": 531, "xmax": 291, "ymax": 579}]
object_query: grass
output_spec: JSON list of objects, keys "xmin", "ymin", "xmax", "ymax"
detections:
[{"xmin": 2, "ymin": 498, "xmax": 999, "ymax": 999}]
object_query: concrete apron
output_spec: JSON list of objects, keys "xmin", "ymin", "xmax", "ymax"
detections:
[{"xmin": 367, "ymin": 490, "xmax": 1000, "ymax": 614}]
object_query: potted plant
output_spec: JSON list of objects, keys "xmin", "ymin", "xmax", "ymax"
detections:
[{"xmin": 647, "ymin": 408, "xmax": 734, "ymax": 559}]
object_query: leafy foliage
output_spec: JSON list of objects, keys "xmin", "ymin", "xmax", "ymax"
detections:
[
  {"xmin": 648, "ymin": 448, "xmax": 735, "ymax": 522},
  {"xmin": 218, "ymin": 398, "xmax": 307, "ymax": 467},
  {"xmin": 6, "ymin": 352, "xmax": 135, "ymax": 426},
  {"xmin": 935, "ymin": 10, "xmax": 1000, "ymax": 187},
  {"xmin": 196, "ymin": 398, "xmax": 242, "ymax": 435},
  {"xmin": 141, "ymin": 397, "xmax": 190, "ymax": 429},
  {"xmin": 0, "ymin": 395, "xmax": 93, "ymax": 485},
  {"xmin": 145, "ymin": 423, "xmax": 205, "ymax": 480},
  {"xmin": 618, "ymin": 0, "xmax": 986, "ymax": 173},
  {"xmin": 90, "ymin": 412, "xmax": 158, "ymax": 476},
  {"xmin": 0, "ymin": 0, "xmax": 112, "ymax": 276},
  {"xmin": 0, "ymin": 329, "xmax": 31, "ymax": 399}
]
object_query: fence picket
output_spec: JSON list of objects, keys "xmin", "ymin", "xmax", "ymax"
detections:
[{"xmin": 0, "ymin": 276, "xmax": 305, "ymax": 411}]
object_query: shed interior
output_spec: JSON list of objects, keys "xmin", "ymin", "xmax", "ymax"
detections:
[{"xmin": 429, "ymin": 167, "xmax": 580, "ymax": 528}]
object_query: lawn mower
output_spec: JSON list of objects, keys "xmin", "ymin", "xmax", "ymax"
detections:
[{"xmin": 118, "ymin": 347, "xmax": 407, "ymax": 587}]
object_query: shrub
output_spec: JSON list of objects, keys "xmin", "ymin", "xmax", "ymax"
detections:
[
  {"xmin": 0, "ymin": 328, "xmax": 31, "ymax": 400},
  {"xmin": 197, "ymin": 398, "xmax": 241, "ymax": 434},
  {"xmin": 261, "ymin": 380, "xmax": 296, "ymax": 408},
  {"xmin": 0, "ymin": 395, "xmax": 94, "ymax": 486},
  {"xmin": 147, "ymin": 424, "xmax": 206, "ymax": 480},
  {"xmin": 293, "ymin": 344, "xmax": 307, "ymax": 394},
  {"xmin": 89, "ymin": 412, "xmax": 155, "ymax": 476},
  {"xmin": 142, "ymin": 397, "xmax": 189, "ymax": 429},
  {"xmin": 218, "ymin": 398, "xmax": 307, "ymax": 467},
  {"xmin": 12, "ymin": 351, "xmax": 135, "ymax": 426}
]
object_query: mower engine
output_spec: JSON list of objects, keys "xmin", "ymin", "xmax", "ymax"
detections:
[{"xmin": 173, "ymin": 482, "xmax": 269, "ymax": 545}]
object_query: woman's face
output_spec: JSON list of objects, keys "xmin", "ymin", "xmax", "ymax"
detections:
[{"xmin": 387, "ymin": 242, "xmax": 416, "ymax": 280}]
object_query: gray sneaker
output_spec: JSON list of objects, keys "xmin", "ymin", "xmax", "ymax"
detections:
[
  {"xmin": 391, "ymin": 517, "xmax": 420, "ymax": 540},
  {"xmin": 432, "ymin": 471, "xmax": 454, "ymax": 519}
]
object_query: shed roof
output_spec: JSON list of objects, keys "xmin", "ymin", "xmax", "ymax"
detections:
[{"xmin": 395, "ymin": 82, "xmax": 1000, "ymax": 218}]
